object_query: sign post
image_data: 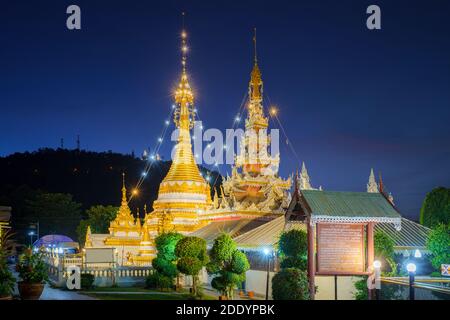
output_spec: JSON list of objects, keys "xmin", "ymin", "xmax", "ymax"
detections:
[
  {"xmin": 307, "ymin": 218, "xmax": 316, "ymax": 300},
  {"xmin": 316, "ymin": 223, "xmax": 365, "ymax": 275},
  {"xmin": 312, "ymin": 222, "xmax": 374, "ymax": 300}
]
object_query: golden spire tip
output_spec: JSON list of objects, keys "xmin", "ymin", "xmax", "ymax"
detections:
[{"xmin": 253, "ymin": 27, "xmax": 257, "ymax": 65}]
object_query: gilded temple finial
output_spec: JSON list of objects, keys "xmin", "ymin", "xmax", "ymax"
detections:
[
  {"xmin": 121, "ymin": 172, "xmax": 127, "ymax": 203},
  {"xmin": 249, "ymin": 28, "xmax": 263, "ymax": 104},
  {"xmin": 174, "ymin": 13, "xmax": 194, "ymax": 130},
  {"xmin": 253, "ymin": 27, "xmax": 258, "ymax": 65}
]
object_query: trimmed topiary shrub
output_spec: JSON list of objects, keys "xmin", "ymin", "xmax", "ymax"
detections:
[
  {"xmin": 272, "ymin": 268, "xmax": 310, "ymax": 300},
  {"xmin": 278, "ymin": 229, "xmax": 308, "ymax": 270},
  {"xmin": 207, "ymin": 233, "xmax": 250, "ymax": 299}
]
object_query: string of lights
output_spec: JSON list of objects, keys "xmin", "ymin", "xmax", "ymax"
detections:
[
  {"xmin": 128, "ymin": 105, "xmax": 175, "ymax": 203},
  {"xmin": 265, "ymin": 94, "xmax": 302, "ymax": 165},
  {"xmin": 207, "ymin": 90, "xmax": 248, "ymax": 189}
]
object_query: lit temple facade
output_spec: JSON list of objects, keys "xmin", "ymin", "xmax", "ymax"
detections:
[
  {"xmin": 85, "ymin": 31, "xmax": 293, "ymax": 266},
  {"xmin": 84, "ymin": 174, "xmax": 144, "ymax": 265},
  {"xmin": 130, "ymin": 29, "xmax": 214, "ymax": 265},
  {"xmin": 200, "ymin": 36, "xmax": 291, "ymax": 221}
]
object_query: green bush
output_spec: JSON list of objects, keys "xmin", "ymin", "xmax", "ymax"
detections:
[
  {"xmin": 272, "ymin": 268, "xmax": 310, "ymax": 300},
  {"xmin": 207, "ymin": 233, "xmax": 250, "ymax": 299},
  {"xmin": 353, "ymin": 276, "xmax": 368, "ymax": 300},
  {"xmin": 80, "ymin": 273, "xmax": 95, "ymax": 290},
  {"xmin": 278, "ymin": 230, "xmax": 308, "ymax": 270},
  {"xmin": 280, "ymin": 256, "xmax": 307, "ymax": 270},
  {"xmin": 426, "ymin": 223, "xmax": 450, "ymax": 270},
  {"xmin": 145, "ymin": 272, "xmax": 174, "ymax": 290}
]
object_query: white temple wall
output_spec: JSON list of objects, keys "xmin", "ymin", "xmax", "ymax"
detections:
[
  {"xmin": 245, "ymin": 270, "xmax": 276, "ymax": 298},
  {"xmin": 242, "ymin": 270, "xmax": 358, "ymax": 300},
  {"xmin": 315, "ymin": 276, "xmax": 358, "ymax": 300}
]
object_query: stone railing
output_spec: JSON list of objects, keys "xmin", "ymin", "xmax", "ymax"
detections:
[{"xmin": 44, "ymin": 252, "xmax": 153, "ymax": 287}]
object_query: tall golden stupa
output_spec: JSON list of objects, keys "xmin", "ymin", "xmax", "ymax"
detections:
[{"xmin": 143, "ymin": 29, "xmax": 212, "ymax": 236}]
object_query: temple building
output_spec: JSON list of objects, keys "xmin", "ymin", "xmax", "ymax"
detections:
[
  {"xmin": 85, "ymin": 31, "xmax": 293, "ymax": 265},
  {"xmin": 85, "ymin": 174, "xmax": 144, "ymax": 265},
  {"xmin": 199, "ymin": 34, "xmax": 291, "ymax": 223}
]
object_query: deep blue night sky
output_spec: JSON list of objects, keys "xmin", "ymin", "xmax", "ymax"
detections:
[{"xmin": 1, "ymin": 1, "xmax": 450, "ymax": 220}]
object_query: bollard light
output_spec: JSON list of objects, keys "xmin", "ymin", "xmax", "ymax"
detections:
[
  {"xmin": 373, "ymin": 260, "xmax": 382, "ymax": 269},
  {"xmin": 406, "ymin": 262, "xmax": 416, "ymax": 301},
  {"xmin": 406, "ymin": 263, "xmax": 417, "ymax": 273}
]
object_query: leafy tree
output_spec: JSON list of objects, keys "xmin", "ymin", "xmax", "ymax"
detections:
[
  {"xmin": 272, "ymin": 268, "xmax": 310, "ymax": 300},
  {"xmin": 206, "ymin": 233, "xmax": 250, "ymax": 299},
  {"xmin": 420, "ymin": 187, "xmax": 450, "ymax": 228},
  {"xmin": 426, "ymin": 223, "xmax": 450, "ymax": 270},
  {"xmin": 151, "ymin": 232, "xmax": 184, "ymax": 289},
  {"xmin": 374, "ymin": 230, "xmax": 397, "ymax": 275},
  {"xmin": 26, "ymin": 192, "xmax": 81, "ymax": 218},
  {"xmin": 76, "ymin": 205, "xmax": 118, "ymax": 245},
  {"xmin": 175, "ymin": 236, "xmax": 209, "ymax": 296},
  {"xmin": 26, "ymin": 192, "xmax": 82, "ymax": 240},
  {"xmin": 278, "ymin": 229, "xmax": 308, "ymax": 270}
]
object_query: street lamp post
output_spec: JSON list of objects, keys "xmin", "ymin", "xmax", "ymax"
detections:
[
  {"xmin": 263, "ymin": 247, "xmax": 271, "ymax": 300},
  {"xmin": 406, "ymin": 262, "xmax": 416, "ymax": 301},
  {"xmin": 373, "ymin": 260, "xmax": 382, "ymax": 300},
  {"xmin": 28, "ymin": 231, "xmax": 35, "ymax": 246}
]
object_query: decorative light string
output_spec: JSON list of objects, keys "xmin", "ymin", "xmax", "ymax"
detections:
[
  {"xmin": 128, "ymin": 105, "xmax": 175, "ymax": 203},
  {"xmin": 264, "ymin": 94, "xmax": 302, "ymax": 165}
]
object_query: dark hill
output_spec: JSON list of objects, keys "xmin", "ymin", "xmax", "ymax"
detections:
[{"xmin": 0, "ymin": 148, "xmax": 222, "ymax": 241}]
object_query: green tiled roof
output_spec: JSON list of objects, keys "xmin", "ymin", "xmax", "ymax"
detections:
[{"xmin": 301, "ymin": 190, "xmax": 401, "ymax": 220}]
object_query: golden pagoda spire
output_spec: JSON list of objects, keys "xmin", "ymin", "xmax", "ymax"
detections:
[
  {"xmin": 174, "ymin": 15, "xmax": 194, "ymax": 131},
  {"xmin": 245, "ymin": 28, "xmax": 267, "ymax": 132},
  {"xmin": 146, "ymin": 17, "xmax": 212, "ymax": 235},
  {"xmin": 253, "ymin": 27, "xmax": 258, "ymax": 65},
  {"xmin": 121, "ymin": 172, "xmax": 127, "ymax": 204},
  {"xmin": 85, "ymin": 225, "xmax": 92, "ymax": 247},
  {"xmin": 163, "ymin": 19, "xmax": 206, "ymax": 183},
  {"xmin": 249, "ymin": 27, "xmax": 263, "ymax": 104},
  {"xmin": 116, "ymin": 173, "xmax": 132, "ymax": 218}
]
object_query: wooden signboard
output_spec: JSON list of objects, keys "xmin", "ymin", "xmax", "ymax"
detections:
[{"xmin": 316, "ymin": 223, "xmax": 365, "ymax": 275}]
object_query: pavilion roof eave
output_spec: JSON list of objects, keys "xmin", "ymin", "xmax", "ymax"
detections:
[{"xmin": 310, "ymin": 214, "xmax": 402, "ymax": 230}]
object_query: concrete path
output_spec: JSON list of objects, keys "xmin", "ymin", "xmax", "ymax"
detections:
[
  {"xmin": 39, "ymin": 284, "xmax": 97, "ymax": 300},
  {"xmin": 84, "ymin": 291, "xmax": 183, "ymax": 295}
]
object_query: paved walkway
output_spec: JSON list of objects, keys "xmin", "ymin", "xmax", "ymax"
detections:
[{"xmin": 39, "ymin": 284, "xmax": 97, "ymax": 300}]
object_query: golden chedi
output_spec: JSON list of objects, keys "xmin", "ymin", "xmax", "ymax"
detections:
[
  {"xmin": 144, "ymin": 30, "xmax": 212, "ymax": 235},
  {"xmin": 104, "ymin": 173, "xmax": 142, "ymax": 246}
]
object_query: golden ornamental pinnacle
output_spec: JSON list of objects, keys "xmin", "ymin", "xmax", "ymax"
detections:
[
  {"xmin": 121, "ymin": 172, "xmax": 127, "ymax": 203},
  {"xmin": 249, "ymin": 27, "xmax": 263, "ymax": 103},
  {"xmin": 174, "ymin": 25, "xmax": 195, "ymax": 130}
]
